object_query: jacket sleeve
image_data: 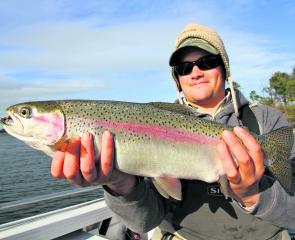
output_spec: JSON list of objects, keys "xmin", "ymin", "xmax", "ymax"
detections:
[
  {"xmin": 254, "ymin": 176, "xmax": 295, "ymax": 229},
  {"xmin": 252, "ymin": 104, "xmax": 295, "ymax": 229},
  {"xmin": 104, "ymin": 178, "xmax": 169, "ymax": 233}
]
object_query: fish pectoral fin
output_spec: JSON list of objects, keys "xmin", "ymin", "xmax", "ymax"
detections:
[
  {"xmin": 152, "ymin": 179, "xmax": 170, "ymax": 199},
  {"xmin": 152, "ymin": 177, "xmax": 182, "ymax": 200},
  {"xmin": 219, "ymin": 175, "xmax": 231, "ymax": 199}
]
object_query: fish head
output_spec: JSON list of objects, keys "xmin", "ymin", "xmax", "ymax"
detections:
[{"xmin": 1, "ymin": 101, "xmax": 65, "ymax": 150}]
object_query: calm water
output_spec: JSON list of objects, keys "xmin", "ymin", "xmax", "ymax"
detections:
[{"xmin": 0, "ymin": 132, "xmax": 103, "ymax": 224}]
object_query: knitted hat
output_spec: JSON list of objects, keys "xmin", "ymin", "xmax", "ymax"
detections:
[{"xmin": 169, "ymin": 23, "xmax": 230, "ymax": 91}]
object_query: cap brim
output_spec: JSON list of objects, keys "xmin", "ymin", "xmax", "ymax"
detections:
[{"xmin": 169, "ymin": 38, "xmax": 219, "ymax": 66}]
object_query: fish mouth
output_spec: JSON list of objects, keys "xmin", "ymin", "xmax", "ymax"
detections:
[
  {"xmin": 1, "ymin": 112, "xmax": 24, "ymax": 131},
  {"xmin": 1, "ymin": 115, "xmax": 15, "ymax": 126}
]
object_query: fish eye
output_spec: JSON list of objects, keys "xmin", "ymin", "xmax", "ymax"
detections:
[{"xmin": 20, "ymin": 107, "xmax": 32, "ymax": 118}]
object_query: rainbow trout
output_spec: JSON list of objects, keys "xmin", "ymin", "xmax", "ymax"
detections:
[{"xmin": 1, "ymin": 100, "xmax": 294, "ymax": 199}]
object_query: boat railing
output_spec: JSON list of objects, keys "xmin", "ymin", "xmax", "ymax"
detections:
[
  {"xmin": 0, "ymin": 186, "xmax": 113, "ymax": 240},
  {"xmin": 0, "ymin": 187, "xmax": 294, "ymax": 239}
]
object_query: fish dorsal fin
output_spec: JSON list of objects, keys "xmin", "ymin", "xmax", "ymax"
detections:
[{"xmin": 148, "ymin": 102, "xmax": 197, "ymax": 117}]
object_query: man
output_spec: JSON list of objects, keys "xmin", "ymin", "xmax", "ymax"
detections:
[{"xmin": 51, "ymin": 23, "xmax": 295, "ymax": 239}]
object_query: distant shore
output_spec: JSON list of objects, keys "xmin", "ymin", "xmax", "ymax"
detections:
[{"xmin": 0, "ymin": 129, "xmax": 5, "ymax": 133}]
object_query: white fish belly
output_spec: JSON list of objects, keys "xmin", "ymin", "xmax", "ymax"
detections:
[{"xmin": 115, "ymin": 137, "xmax": 223, "ymax": 183}]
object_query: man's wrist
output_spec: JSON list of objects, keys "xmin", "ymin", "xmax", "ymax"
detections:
[
  {"xmin": 104, "ymin": 176, "xmax": 139, "ymax": 196},
  {"xmin": 238, "ymin": 191, "xmax": 260, "ymax": 208}
]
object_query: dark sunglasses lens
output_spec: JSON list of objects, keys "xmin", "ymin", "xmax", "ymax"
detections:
[
  {"xmin": 174, "ymin": 55, "xmax": 221, "ymax": 76},
  {"xmin": 175, "ymin": 62, "xmax": 194, "ymax": 76},
  {"xmin": 198, "ymin": 55, "xmax": 220, "ymax": 70}
]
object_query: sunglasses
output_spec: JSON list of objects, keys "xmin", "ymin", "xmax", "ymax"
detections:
[{"xmin": 173, "ymin": 54, "xmax": 221, "ymax": 76}]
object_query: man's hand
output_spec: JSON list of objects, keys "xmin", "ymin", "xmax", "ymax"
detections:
[
  {"xmin": 51, "ymin": 131, "xmax": 137, "ymax": 196},
  {"xmin": 217, "ymin": 126, "xmax": 265, "ymax": 207}
]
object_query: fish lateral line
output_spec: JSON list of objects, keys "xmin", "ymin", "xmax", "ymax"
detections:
[{"xmin": 79, "ymin": 118, "xmax": 219, "ymax": 145}]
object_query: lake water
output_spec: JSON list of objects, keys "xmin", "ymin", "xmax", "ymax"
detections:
[{"xmin": 0, "ymin": 132, "xmax": 103, "ymax": 224}]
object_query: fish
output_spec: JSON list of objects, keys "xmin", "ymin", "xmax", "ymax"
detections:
[{"xmin": 0, "ymin": 100, "xmax": 294, "ymax": 200}]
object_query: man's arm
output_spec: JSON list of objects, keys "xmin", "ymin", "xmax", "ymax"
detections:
[
  {"xmin": 245, "ymin": 104, "xmax": 295, "ymax": 228},
  {"xmin": 254, "ymin": 175, "xmax": 295, "ymax": 229},
  {"xmin": 104, "ymin": 179, "xmax": 168, "ymax": 233},
  {"xmin": 217, "ymin": 105, "xmax": 295, "ymax": 229}
]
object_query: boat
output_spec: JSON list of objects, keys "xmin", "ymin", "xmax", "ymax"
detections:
[
  {"xmin": 0, "ymin": 187, "xmax": 294, "ymax": 240},
  {"xmin": 0, "ymin": 186, "xmax": 151, "ymax": 240}
]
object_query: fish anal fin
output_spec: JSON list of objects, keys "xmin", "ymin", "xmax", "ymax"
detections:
[{"xmin": 152, "ymin": 177, "xmax": 182, "ymax": 200}]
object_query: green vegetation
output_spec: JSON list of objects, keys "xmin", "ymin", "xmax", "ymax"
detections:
[{"xmin": 250, "ymin": 67, "xmax": 295, "ymax": 127}]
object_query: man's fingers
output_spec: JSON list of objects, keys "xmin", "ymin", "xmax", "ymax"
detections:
[
  {"xmin": 63, "ymin": 136, "xmax": 83, "ymax": 185},
  {"xmin": 99, "ymin": 131, "xmax": 114, "ymax": 180},
  {"xmin": 222, "ymin": 130, "xmax": 255, "ymax": 179},
  {"xmin": 218, "ymin": 128, "xmax": 263, "ymax": 205},
  {"xmin": 80, "ymin": 133, "xmax": 97, "ymax": 182},
  {"xmin": 51, "ymin": 144, "xmax": 67, "ymax": 178},
  {"xmin": 217, "ymin": 140, "xmax": 241, "ymax": 184},
  {"xmin": 233, "ymin": 127, "xmax": 265, "ymax": 175}
]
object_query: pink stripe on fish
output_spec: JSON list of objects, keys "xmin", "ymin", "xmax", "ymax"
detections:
[{"xmin": 84, "ymin": 119, "xmax": 219, "ymax": 145}]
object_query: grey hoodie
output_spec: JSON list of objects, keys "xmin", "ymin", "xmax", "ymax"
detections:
[{"xmin": 104, "ymin": 89, "xmax": 295, "ymax": 240}]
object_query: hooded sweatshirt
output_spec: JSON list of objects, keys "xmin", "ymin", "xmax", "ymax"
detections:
[{"xmin": 104, "ymin": 89, "xmax": 295, "ymax": 240}]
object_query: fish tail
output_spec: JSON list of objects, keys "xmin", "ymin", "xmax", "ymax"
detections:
[{"xmin": 258, "ymin": 126, "xmax": 294, "ymax": 194}]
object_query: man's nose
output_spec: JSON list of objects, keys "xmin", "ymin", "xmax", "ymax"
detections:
[{"xmin": 191, "ymin": 65, "xmax": 204, "ymax": 77}]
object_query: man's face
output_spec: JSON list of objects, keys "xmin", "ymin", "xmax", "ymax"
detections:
[{"xmin": 177, "ymin": 48, "xmax": 225, "ymax": 107}]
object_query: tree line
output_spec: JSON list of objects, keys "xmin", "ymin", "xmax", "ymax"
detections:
[{"xmin": 249, "ymin": 67, "xmax": 295, "ymax": 127}]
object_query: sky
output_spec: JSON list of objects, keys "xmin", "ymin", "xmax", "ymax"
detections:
[{"xmin": 0, "ymin": 0, "xmax": 294, "ymax": 124}]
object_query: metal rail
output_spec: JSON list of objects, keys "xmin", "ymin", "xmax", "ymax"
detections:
[{"xmin": 0, "ymin": 198, "xmax": 114, "ymax": 240}]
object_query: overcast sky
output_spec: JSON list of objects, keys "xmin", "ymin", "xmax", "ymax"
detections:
[{"xmin": 0, "ymin": 0, "xmax": 294, "ymax": 121}]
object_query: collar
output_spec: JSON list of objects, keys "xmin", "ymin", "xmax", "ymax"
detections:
[{"xmin": 182, "ymin": 91, "xmax": 231, "ymax": 117}]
